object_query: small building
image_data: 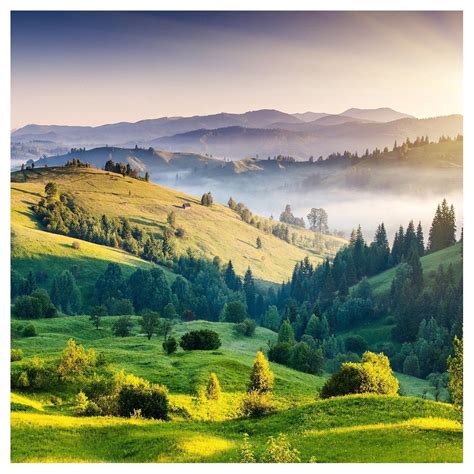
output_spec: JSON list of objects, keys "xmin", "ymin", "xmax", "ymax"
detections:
[{"xmin": 182, "ymin": 202, "xmax": 191, "ymax": 209}]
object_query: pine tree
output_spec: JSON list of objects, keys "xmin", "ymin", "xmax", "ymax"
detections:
[
  {"xmin": 416, "ymin": 221, "xmax": 425, "ymax": 256},
  {"xmin": 404, "ymin": 220, "xmax": 417, "ymax": 257},
  {"xmin": 407, "ymin": 249, "xmax": 423, "ymax": 290},
  {"xmin": 428, "ymin": 199, "xmax": 456, "ymax": 252},
  {"xmin": 248, "ymin": 351, "xmax": 274, "ymax": 393},
  {"xmin": 278, "ymin": 319, "xmax": 295, "ymax": 344},
  {"xmin": 243, "ymin": 267, "xmax": 256, "ymax": 317},
  {"xmin": 256, "ymin": 236, "xmax": 262, "ymax": 249}
]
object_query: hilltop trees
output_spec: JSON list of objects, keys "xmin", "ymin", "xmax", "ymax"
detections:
[
  {"xmin": 279, "ymin": 205, "xmax": 305, "ymax": 228},
  {"xmin": 428, "ymin": 199, "xmax": 457, "ymax": 252},
  {"xmin": 201, "ymin": 192, "xmax": 214, "ymax": 206}
]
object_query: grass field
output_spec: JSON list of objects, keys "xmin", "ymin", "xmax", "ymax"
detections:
[
  {"xmin": 11, "ymin": 167, "xmax": 346, "ymax": 286},
  {"xmin": 11, "ymin": 317, "xmax": 462, "ymax": 463}
]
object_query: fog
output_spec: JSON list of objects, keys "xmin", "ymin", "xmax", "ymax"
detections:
[{"xmin": 174, "ymin": 181, "xmax": 463, "ymax": 242}]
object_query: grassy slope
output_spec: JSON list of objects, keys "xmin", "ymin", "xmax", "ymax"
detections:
[
  {"xmin": 367, "ymin": 243, "xmax": 462, "ymax": 297},
  {"xmin": 11, "ymin": 394, "xmax": 462, "ymax": 462},
  {"xmin": 11, "ymin": 318, "xmax": 462, "ymax": 462},
  {"xmin": 11, "ymin": 167, "xmax": 346, "ymax": 286}
]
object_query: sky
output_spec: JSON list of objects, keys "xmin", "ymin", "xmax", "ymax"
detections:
[{"xmin": 11, "ymin": 11, "xmax": 463, "ymax": 129}]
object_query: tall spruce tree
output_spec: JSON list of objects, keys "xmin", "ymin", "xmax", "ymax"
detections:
[
  {"xmin": 428, "ymin": 199, "xmax": 456, "ymax": 252},
  {"xmin": 416, "ymin": 221, "xmax": 425, "ymax": 256},
  {"xmin": 243, "ymin": 267, "xmax": 256, "ymax": 317}
]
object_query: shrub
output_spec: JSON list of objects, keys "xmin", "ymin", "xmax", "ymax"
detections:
[
  {"xmin": 175, "ymin": 227, "xmax": 185, "ymax": 238},
  {"xmin": 11, "ymin": 349, "xmax": 23, "ymax": 362},
  {"xmin": 321, "ymin": 351, "xmax": 399, "ymax": 398},
  {"xmin": 262, "ymin": 433, "xmax": 301, "ymax": 463},
  {"xmin": 117, "ymin": 381, "xmax": 169, "ymax": 420},
  {"xmin": 268, "ymin": 342, "xmax": 292, "ymax": 365},
  {"xmin": 15, "ymin": 356, "xmax": 51, "ymax": 389},
  {"xmin": 180, "ymin": 330, "xmax": 221, "ymax": 351},
  {"xmin": 235, "ymin": 319, "xmax": 256, "ymax": 337},
  {"xmin": 57, "ymin": 339, "xmax": 96, "ymax": 381},
  {"xmin": 205, "ymin": 373, "xmax": 221, "ymax": 400},
  {"xmin": 344, "ymin": 335, "xmax": 368, "ymax": 355},
  {"xmin": 113, "ymin": 316, "xmax": 133, "ymax": 337},
  {"xmin": 21, "ymin": 323, "xmax": 37, "ymax": 337},
  {"xmin": 162, "ymin": 337, "xmax": 178, "ymax": 355},
  {"xmin": 249, "ymin": 351, "xmax": 274, "ymax": 393},
  {"xmin": 240, "ymin": 390, "xmax": 274, "ymax": 417},
  {"xmin": 14, "ymin": 290, "xmax": 57, "ymax": 319},
  {"xmin": 71, "ymin": 241, "xmax": 81, "ymax": 250},
  {"xmin": 240, "ymin": 433, "xmax": 256, "ymax": 463}
]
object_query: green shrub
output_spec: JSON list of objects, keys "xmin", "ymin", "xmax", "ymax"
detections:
[
  {"xmin": 235, "ymin": 319, "xmax": 256, "ymax": 337},
  {"xmin": 21, "ymin": 323, "xmax": 37, "ymax": 337},
  {"xmin": 268, "ymin": 342, "xmax": 292, "ymax": 364},
  {"xmin": 321, "ymin": 351, "xmax": 399, "ymax": 398},
  {"xmin": 13, "ymin": 356, "xmax": 51, "ymax": 389},
  {"xmin": 118, "ymin": 381, "xmax": 169, "ymax": 420},
  {"xmin": 11, "ymin": 349, "xmax": 23, "ymax": 362},
  {"xmin": 14, "ymin": 290, "xmax": 57, "ymax": 320},
  {"xmin": 162, "ymin": 337, "xmax": 178, "ymax": 355},
  {"xmin": 180, "ymin": 329, "xmax": 221, "ymax": 351},
  {"xmin": 239, "ymin": 390, "xmax": 274, "ymax": 417},
  {"xmin": 57, "ymin": 339, "xmax": 96, "ymax": 381},
  {"xmin": 113, "ymin": 316, "xmax": 134, "ymax": 337},
  {"xmin": 262, "ymin": 433, "xmax": 301, "ymax": 463}
]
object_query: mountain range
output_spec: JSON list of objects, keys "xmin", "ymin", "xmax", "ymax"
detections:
[{"xmin": 12, "ymin": 108, "xmax": 462, "ymax": 161}]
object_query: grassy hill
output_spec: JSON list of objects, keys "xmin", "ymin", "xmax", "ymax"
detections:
[
  {"xmin": 11, "ymin": 318, "xmax": 462, "ymax": 462},
  {"xmin": 11, "ymin": 167, "xmax": 346, "ymax": 290},
  {"xmin": 366, "ymin": 243, "xmax": 462, "ymax": 297}
]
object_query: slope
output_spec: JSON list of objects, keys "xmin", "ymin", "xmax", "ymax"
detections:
[{"xmin": 11, "ymin": 167, "xmax": 346, "ymax": 286}]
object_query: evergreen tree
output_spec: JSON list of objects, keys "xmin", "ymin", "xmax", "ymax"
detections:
[
  {"xmin": 50, "ymin": 270, "xmax": 82, "ymax": 314},
  {"xmin": 416, "ymin": 221, "xmax": 425, "ymax": 256},
  {"xmin": 407, "ymin": 249, "xmax": 423, "ymax": 289},
  {"xmin": 428, "ymin": 199, "xmax": 456, "ymax": 252},
  {"xmin": 278, "ymin": 319, "xmax": 295, "ymax": 344},
  {"xmin": 256, "ymin": 236, "xmax": 262, "ymax": 249},
  {"xmin": 243, "ymin": 267, "xmax": 256, "ymax": 317},
  {"xmin": 89, "ymin": 305, "xmax": 107, "ymax": 330},
  {"xmin": 404, "ymin": 220, "xmax": 417, "ymax": 257},
  {"xmin": 391, "ymin": 226, "xmax": 405, "ymax": 264},
  {"xmin": 248, "ymin": 351, "xmax": 274, "ymax": 393},
  {"xmin": 95, "ymin": 263, "xmax": 125, "ymax": 304}
]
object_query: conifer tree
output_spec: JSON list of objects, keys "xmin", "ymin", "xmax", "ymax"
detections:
[
  {"xmin": 205, "ymin": 372, "xmax": 221, "ymax": 400},
  {"xmin": 243, "ymin": 267, "xmax": 256, "ymax": 317},
  {"xmin": 278, "ymin": 319, "xmax": 295, "ymax": 344},
  {"xmin": 416, "ymin": 221, "xmax": 425, "ymax": 256},
  {"xmin": 248, "ymin": 351, "xmax": 274, "ymax": 393}
]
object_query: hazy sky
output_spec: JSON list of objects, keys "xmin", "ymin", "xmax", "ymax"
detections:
[{"xmin": 11, "ymin": 11, "xmax": 463, "ymax": 128}]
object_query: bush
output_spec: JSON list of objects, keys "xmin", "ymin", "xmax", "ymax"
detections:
[
  {"xmin": 344, "ymin": 335, "xmax": 368, "ymax": 355},
  {"xmin": 57, "ymin": 339, "xmax": 96, "ymax": 381},
  {"xmin": 180, "ymin": 330, "xmax": 221, "ymax": 351},
  {"xmin": 22, "ymin": 323, "xmax": 37, "ymax": 337},
  {"xmin": 71, "ymin": 241, "xmax": 81, "ymax": 250},
  {"xmin": 13, "ymin": 356, "xmax": 51, "ymax": 389},
  {"xmin": 175, "ymin": 227, "xmax": 185, "ymax": 238},
  {"xmin": 117, "ymin": 381, "xmax": 169, "ymax": 420},
  {"xmin": 222, "ymin": 301, "xmax": 247, "ymax": 323},
  {"xmin": 235, "ymin": 319, "xmax": 256, "ymax": 337},
  {"xmin": 262, "ymin": 433, "xmax": 301, "ymax": 463},
  {"xmin": 162, "ymin": 337, "xmax": 178, "ymax": 355},
  {"xmin": 321, "ymin": 351, "xmax": 399, "ymax": 398},
  {"xmin": 240, "ymin": 390, "xmax": 274, "ymax": 417},
  {"xmin": 14, "ymin": 290, "xmax": 57, "ymax": 319},
  {"xmin": 268, "ymin": 342, "xmax": 292, "ymax": 365},
  {"xmin": 11, "ymin": 349, "xmax": 23, "ymax": 362},
  {"xmin": 113, "ymin": 316, "xmax": 133, "ymax": 337}
]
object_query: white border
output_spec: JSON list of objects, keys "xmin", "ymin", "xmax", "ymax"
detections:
[{"xmin": 1, "ymin": 1, "xmax": 471, "ymax": 473}]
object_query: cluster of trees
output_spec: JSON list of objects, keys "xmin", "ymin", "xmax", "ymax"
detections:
[
  {"xmin": 104, "ymin": 160, "xmax": 141, "ymax": 179},
  {"xmin": 33, "ymin": 185, "xmax": 176, "ymax": 263},
  {"xmin": 200, "ymin": 192, "xmax": 214, "ymax": 206},
  {"xmin": 279, "ymin": 205, "xmax": 305, "ymax": 228},
  {"xmin": 65, "ymin": 158, "xmax": 91, "ymax": 168}
]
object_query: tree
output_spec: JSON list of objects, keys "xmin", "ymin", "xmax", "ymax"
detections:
[
  {"xmin": 243, "ymin": 267, "xmax": 256, "ymax": 317},
  {"xmin": 344, "ymin": 335, "xmax": 368, "ymax": 355},
  {"xmin": 113, "ymin": 316, "xmax": 133, "ymax": 337},
  {"xmin": 89, "ymin": 305, "xmax": 107, "ymax": 330},
  {"xmin": 140, "ymin": 310, "xmax": 160, "ymax": 340},
  {"xmin": 163, "ymin": 303, "xmax": 177, "ymax": 320},
  {"xmin": 256, "ymin": 236, "xmax": 262, "ymax": 249},
  {"xmin": 201, "ymin": 192, "xmax": 213, "ymax": 207},
  {"xmin": 249, "ymin": 351, "xmax": 274, "ymax": 393},
  {"xmin": 166, "ymin": 211, "xmax": 176, "ymax": 228},
  {"xmin": 428, "ymin": 199, "xmax": 456, "ymax": 252},
  {"xmin": 447, "ymin": 336, "xmax": 463, "ymax": 419},
  {"xmin": 416, "ymin": 221, "xmax": 425, "ymax": 256},
  {"xmin": 205, "ymin": 373, "xmax": 221, "ymax": 400},
  {"xmin": 45, "ymin": 182, "xmax": 59, "ymax": 199},
  {"xmin": 222, "ymin": 300, "xmax": 247, "ymax": 323},
  {"xmin": 157, "ymin": 318, "xmax": 174, "ymax": 341},
  {"xmin": 307, "ymin": 208, "xmax": 328, "ymax": 233},
  {"xmin": 144, "ymin": 171, "xmax": 150, "ymax": 182},
  {"xmin": 403, "ymin": 353, "xmax": 420, "ymax": 377},
  {"xmin": 261, "ymin": 305, "xmax": 281, "ymax": 331},
  {"xmin": 278, "ymin": 319, "xmax": 295, "ymax": 344},
  {"xmin": 50, "ymin": 270, "xmax": 82, "ymax": 314},
  {"xmin": 235, "ymin": 318, "xmax": 257, "ymax": 337}
]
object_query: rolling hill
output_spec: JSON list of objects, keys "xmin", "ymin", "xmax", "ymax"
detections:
[
  {"xmin": 10, "ymin": 316, "xmax": 462, "ymax": 462},
  {"xmin": 11, "ymin": 167, "xmax": 346, "ymax": 292}
]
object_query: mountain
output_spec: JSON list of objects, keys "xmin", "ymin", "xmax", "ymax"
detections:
[
  {"xmin": 149, "ymin": 115, "xmax": 463, "ymax": 160},
  {"xmin": 340, "ymin": 107, "xmax": 414, "ymax": 122},
  {"xmin": 292, "ymin": 112, "xmax": 330, "ymax": 122},
  {"xmin": 12, "ymin": 109, "xmax": 302, "ymax": 146}
]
